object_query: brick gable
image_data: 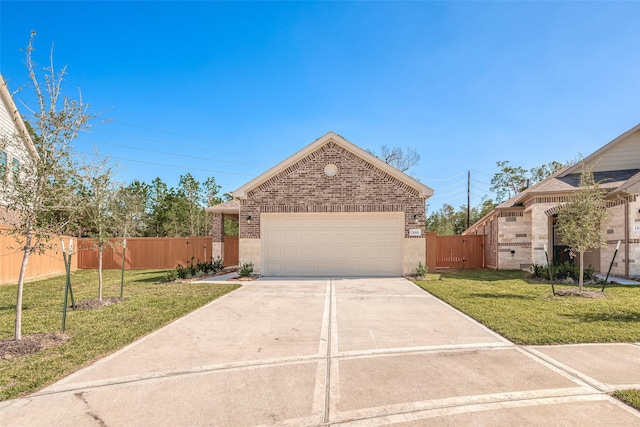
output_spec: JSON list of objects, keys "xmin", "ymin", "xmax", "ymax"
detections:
[{"xmin": 240, "ymin": 141, "xmax": 425, "ymax": 238}]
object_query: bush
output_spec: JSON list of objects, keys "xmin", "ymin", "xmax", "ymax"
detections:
[
  {"xmin": 167, "ymin": 257, "xmax": 227, "ymax": 282},
  {"xmin": 176, "ymin": 263, "xmax": 190, "ymax": 279},
  {"xmin": 212, "ymin": 257, "xmax": 224, "ymax": 271},
  {"xmin": 164, "ymin": 269, "xmax": 178, "ymax": 282},
  {"xmin": 415, "ymin": 262, "xmax": 428, "ymax": 279},
  {"xmin": 531, "ymin": 261, "xmax": 599, "ymax": 284},
  {"xmin": 238, "ymin": 262, "xmax": 254, "ymax": 277}
]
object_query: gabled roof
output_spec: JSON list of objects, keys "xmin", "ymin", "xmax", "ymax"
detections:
[
  {"xmin": 232, "ymin": 131, "xmax": 434, "ymax": 199},
  {"xmin": 205, "ymin": 198, "xmax": 240, "ymax": 214},
  {"xmin": 464, "ymin": 123, "xmax": 640, "ymax": 234},
  {"xmin": 563, "ymin": 122, "xmax": 640, "ymax": 175},
  {"xmin": 0, "ymin": 74, "xmax": 38, "ymax": 161}
]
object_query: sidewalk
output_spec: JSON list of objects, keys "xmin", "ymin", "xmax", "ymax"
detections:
[{"xmin": 596, "ymin": 274, "xmax": 639, "ymax": 285}]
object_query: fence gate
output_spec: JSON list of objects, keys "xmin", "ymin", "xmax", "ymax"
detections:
[
  {"xmin": 434, "ymin": 235, "xmax": 485, "ymax": 268},
  {"xmin": 223, "ymin": 236, "xmax": 239, "ymax": 266}
]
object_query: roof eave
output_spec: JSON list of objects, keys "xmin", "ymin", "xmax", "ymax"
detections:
[
  {"xmin": 233, "ymin": 132, "xmax": 433, "ymax": 199},
  {"xmin": 0, "ymin": 74, "xmax": 39, "ymax": 161}
]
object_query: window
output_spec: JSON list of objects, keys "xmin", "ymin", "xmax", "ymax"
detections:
[
  {"xmin": 0, "ymin": 151, "xmax": 6, "ymax": 180},
  {"xmin": 12, "ymin": 157, "xmax": 19, "ymax": 180}
]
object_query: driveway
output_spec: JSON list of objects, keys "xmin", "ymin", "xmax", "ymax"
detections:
[{"xmin": 1, "ymin": 278, "xmax": 639, "ymax": 426}]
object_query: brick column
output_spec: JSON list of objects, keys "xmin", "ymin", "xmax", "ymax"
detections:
[{"xmin": 212, "ymin": 213, "xmax": 224, "ymax": 261}]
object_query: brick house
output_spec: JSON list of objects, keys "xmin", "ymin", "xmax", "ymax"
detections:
[
  {"xmin": 0, "ymin": 74, "xmax": 38, "ymax": 222},
  {"xmin": 464, "ymin": 123, "xmax": 640, "ymax": 278},
  {"xmin": 207, "ymin": 132, "xmax": 433, "ymax": 276}
]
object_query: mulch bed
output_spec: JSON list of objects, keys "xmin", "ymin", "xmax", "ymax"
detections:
[
  {"xmin": 0, "ymin": 333, "xmax": 69, "ymax": 360},
  {"xmin": 228, "ymin": 275, "xmax": 258, "ymax": 282},
  {"xmin": 73, "ymin": 297, "xmax": 122, "ymax": 310},
  {"xmin": 554, "ymin": 288, "xmax": 606, "ymax": 298}
]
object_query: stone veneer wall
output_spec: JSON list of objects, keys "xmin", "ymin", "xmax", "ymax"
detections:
[
  {"xmin": 239, "ymin": 238, "xmax": 261, "ymax": 274},
  {"xmin": 497, "ymin": 210, "xmax": 531, "ymax": 270},
  {"xmin": 604, "ymin": 195, "xmax": 640, "ymax": 278},
  {"xmin": 403, "ymin": 238, "xmax": 426, "ymax": 275},
  {"xmin": 628, "ymin": 197, "xmax": 640, "ymax": 277}
]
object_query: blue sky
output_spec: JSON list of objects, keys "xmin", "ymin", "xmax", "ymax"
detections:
[{"xmin": 2, "ymin": 1, "xmax": 640, "ymax": 212}]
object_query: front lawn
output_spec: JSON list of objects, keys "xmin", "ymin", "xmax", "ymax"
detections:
[
  {"xmin": 415, "ymin": 269, "xmax": 640, "ymax": 345},
  {"xmin": 0, "ymin": 269, "xmax": 239, "ymax": 401}
]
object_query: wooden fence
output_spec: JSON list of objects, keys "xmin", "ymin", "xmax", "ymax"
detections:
[
  {"xmin": 435, "ymin": 235, "xmax": 485, "ymax": 268},
  {"xmin": 77, "ymin": 237, "xmax": 213, "ymax": 270},
  {"xmin": 1, "ymin": 228, "xmax": 77, "ymax": 285},
  {"xmin": 426, "ymin": 233, "xmax": 485, "ymax": 269},
  {"xmin": 223, "ymin": 236, "xmax": 239, "ymax": 266}
]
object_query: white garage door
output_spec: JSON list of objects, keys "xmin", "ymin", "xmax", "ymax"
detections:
[{"xmin": 261, "ymin": 212, "xmax": 404, "ymax": 277}]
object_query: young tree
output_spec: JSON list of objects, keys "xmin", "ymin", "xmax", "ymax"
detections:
[
  {"xmin": 179, "ymin": 173, "xmax": 201, "ymax": 236},
  {"xmin": 79, "ymin": 153, "xmax": 118, "ymax": 300},
  {"xmin": 0, "ymin": 32, "xmax": 93, "ymax": 340},
  {"xmin": 555, "ymin": 164, "xmax": 609, "ymax": 292},
  {"xmin": 112, "ymin": 180, "xmax": 150, "ymax": 238}
]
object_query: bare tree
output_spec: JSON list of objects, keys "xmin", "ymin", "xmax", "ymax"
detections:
[
  {"xmin": 368, "ymin": 145, "xmax": 420, "ymax": 172},
  {"xmin": 0, "ymin": 32, "xmax": 93, "ymax": 340},
  {"xmin": 379, "ymin": 145, "xmax": 420, "ymax": 172}
]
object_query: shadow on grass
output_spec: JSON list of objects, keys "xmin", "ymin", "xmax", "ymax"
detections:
[
  {"xmin": 469, "ymin": 292, "xmax": 536, "ymax": 300},
  {"xmin": 439, "ymin": 268, "xmax": 530, "ymax": 282},
  {"xmin": 563, "ymin": 311, "xmax": 640, "ymax": 323},
  {"xmin": 129, "ymin": 274, "xmax": 168, "ymax": 283}
]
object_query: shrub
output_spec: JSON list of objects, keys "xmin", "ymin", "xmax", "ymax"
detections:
[
  {"xmin": 212, "ymin": 257, "xmax": 224, "ymax": 271},
  {"xmin": 176, "ymin": 263, "xmax": 189, "ymax": 279},
  {"xmin": 531, "ymin": 261, "xmax": 600, "ymax": 284},
  {"xmin": 415, "ymin": 262, "xmax": 428, "ymax": 279},
  {"xmin": 164, "ymin": 269, "xmax": 178, "ymax": 282},
  {"xmin": 238, "ymin": 262, "xmax": 254, "ymax": 277}
]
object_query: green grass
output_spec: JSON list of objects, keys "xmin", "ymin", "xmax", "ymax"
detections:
[
  {"xmin": 614, "ymin": 389, "xmax": 640, "ymax": 411},
  {"xmin": 0, "ymin": 269, "xmax": 239, "ymax": 401},
  {"xmin": 415, "ymin": 269, "xmax": 640, "ymax": 345}
]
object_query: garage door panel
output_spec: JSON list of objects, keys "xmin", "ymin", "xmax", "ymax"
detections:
[{"xmin": 262, "ymin": 213, "xmax": 403, "ymax": 277}]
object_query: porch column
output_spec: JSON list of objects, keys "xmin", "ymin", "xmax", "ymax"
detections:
[{"xmin": 212, "ymin": 213, "xmax": 224, "ymax": 262}]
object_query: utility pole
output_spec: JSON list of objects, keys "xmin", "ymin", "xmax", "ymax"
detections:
[{"xmin": 467, "ymin": 170, "xmax": 471, "ymax": 230}]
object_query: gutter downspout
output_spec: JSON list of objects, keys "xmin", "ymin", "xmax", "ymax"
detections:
[
  {"xmin": 616, "ymin": 194, "xmax": 630, "ymax": 277},
  {"xmin": 495, "ymin": 213, "xmax": 499, "ymax": 270},
  {"xmin": 625, "ymin": 196, "xmax": 629, "ymax": 277}
]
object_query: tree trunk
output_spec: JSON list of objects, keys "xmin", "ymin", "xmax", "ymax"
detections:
[
  {"xmin": 15, "ymin": 232, "xmax": 33, "ymax": 341},
  {"xmin": 98, "ymin": 245, "xmax": 103, "ymax": 301},
  {"xmin": 578, "ymin": 251, "xmax": 584, "ymax": 293}
]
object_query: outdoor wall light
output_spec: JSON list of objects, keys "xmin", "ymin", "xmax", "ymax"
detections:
[
  {"xmin": 246, "ymin": 215, "xmax": 252, "ymax": 223},
  {"xmin": 413, "ymin": 214, "xmax": 419, "ymax": 224}
]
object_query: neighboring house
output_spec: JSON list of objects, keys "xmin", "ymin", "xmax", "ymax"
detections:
[
  {"xmin": 0, "ymin": 74, "xmax": 38, "ymax": 221},
  {"xmin": 464, "ymin": 123, "xmax": 640, "ymax": 278},
  {"xmin": 207, "ymin": 132, "xmax": 433, "ymax": 276}
]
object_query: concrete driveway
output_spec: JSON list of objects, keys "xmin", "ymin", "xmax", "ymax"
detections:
[{"xmin": 1, "ymin": 278, "xmax": 639, "ymax": 426}]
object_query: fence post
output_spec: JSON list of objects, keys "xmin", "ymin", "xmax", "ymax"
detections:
[{"xmin": 120, "ymin": 238, "xmax": 127, "ymax": 299}]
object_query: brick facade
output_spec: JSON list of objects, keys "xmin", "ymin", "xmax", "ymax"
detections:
[
  {"xmin": 208, "ymin": 134, "xmax": 432, "ymax": 276},
  {"xmin": 239, "ymin": 141, "xmax": 426, "ymax": 240}
]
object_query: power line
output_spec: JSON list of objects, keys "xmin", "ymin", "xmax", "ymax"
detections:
[
  {"xmin": 471, "ymin": 169, "xmax": 494, "ymax": 177},
  {"xmin": 89, "ymin": 129, "xmax": 266, "ymax": 159},
  {"xmin": 420, "ymin": 172, "xmax": 465, "ymax": 182},
  {"xmin": 73, "ymin": 150, "xmax": 256, "ymax": 177},
  {"xmin": 76, "ymin": 137, "xmax": 254, "ymax": 166},
  {"xmin": 113, "ymin": 121, "xmax": 272, "ymax": 151},
  {"xmin": 433, "ymin": 180, "xmax": 466, "ymax": 190}
]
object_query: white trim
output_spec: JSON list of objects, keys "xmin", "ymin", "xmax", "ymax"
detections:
[{"xmin": 232, "ymin": 132, "xmax": 433, "ymax": 199}]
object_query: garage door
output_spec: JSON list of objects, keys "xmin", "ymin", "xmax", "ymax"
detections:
[{"xmin": 261, "ymin": 212, "xmax": 404, "ymax": 276}]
